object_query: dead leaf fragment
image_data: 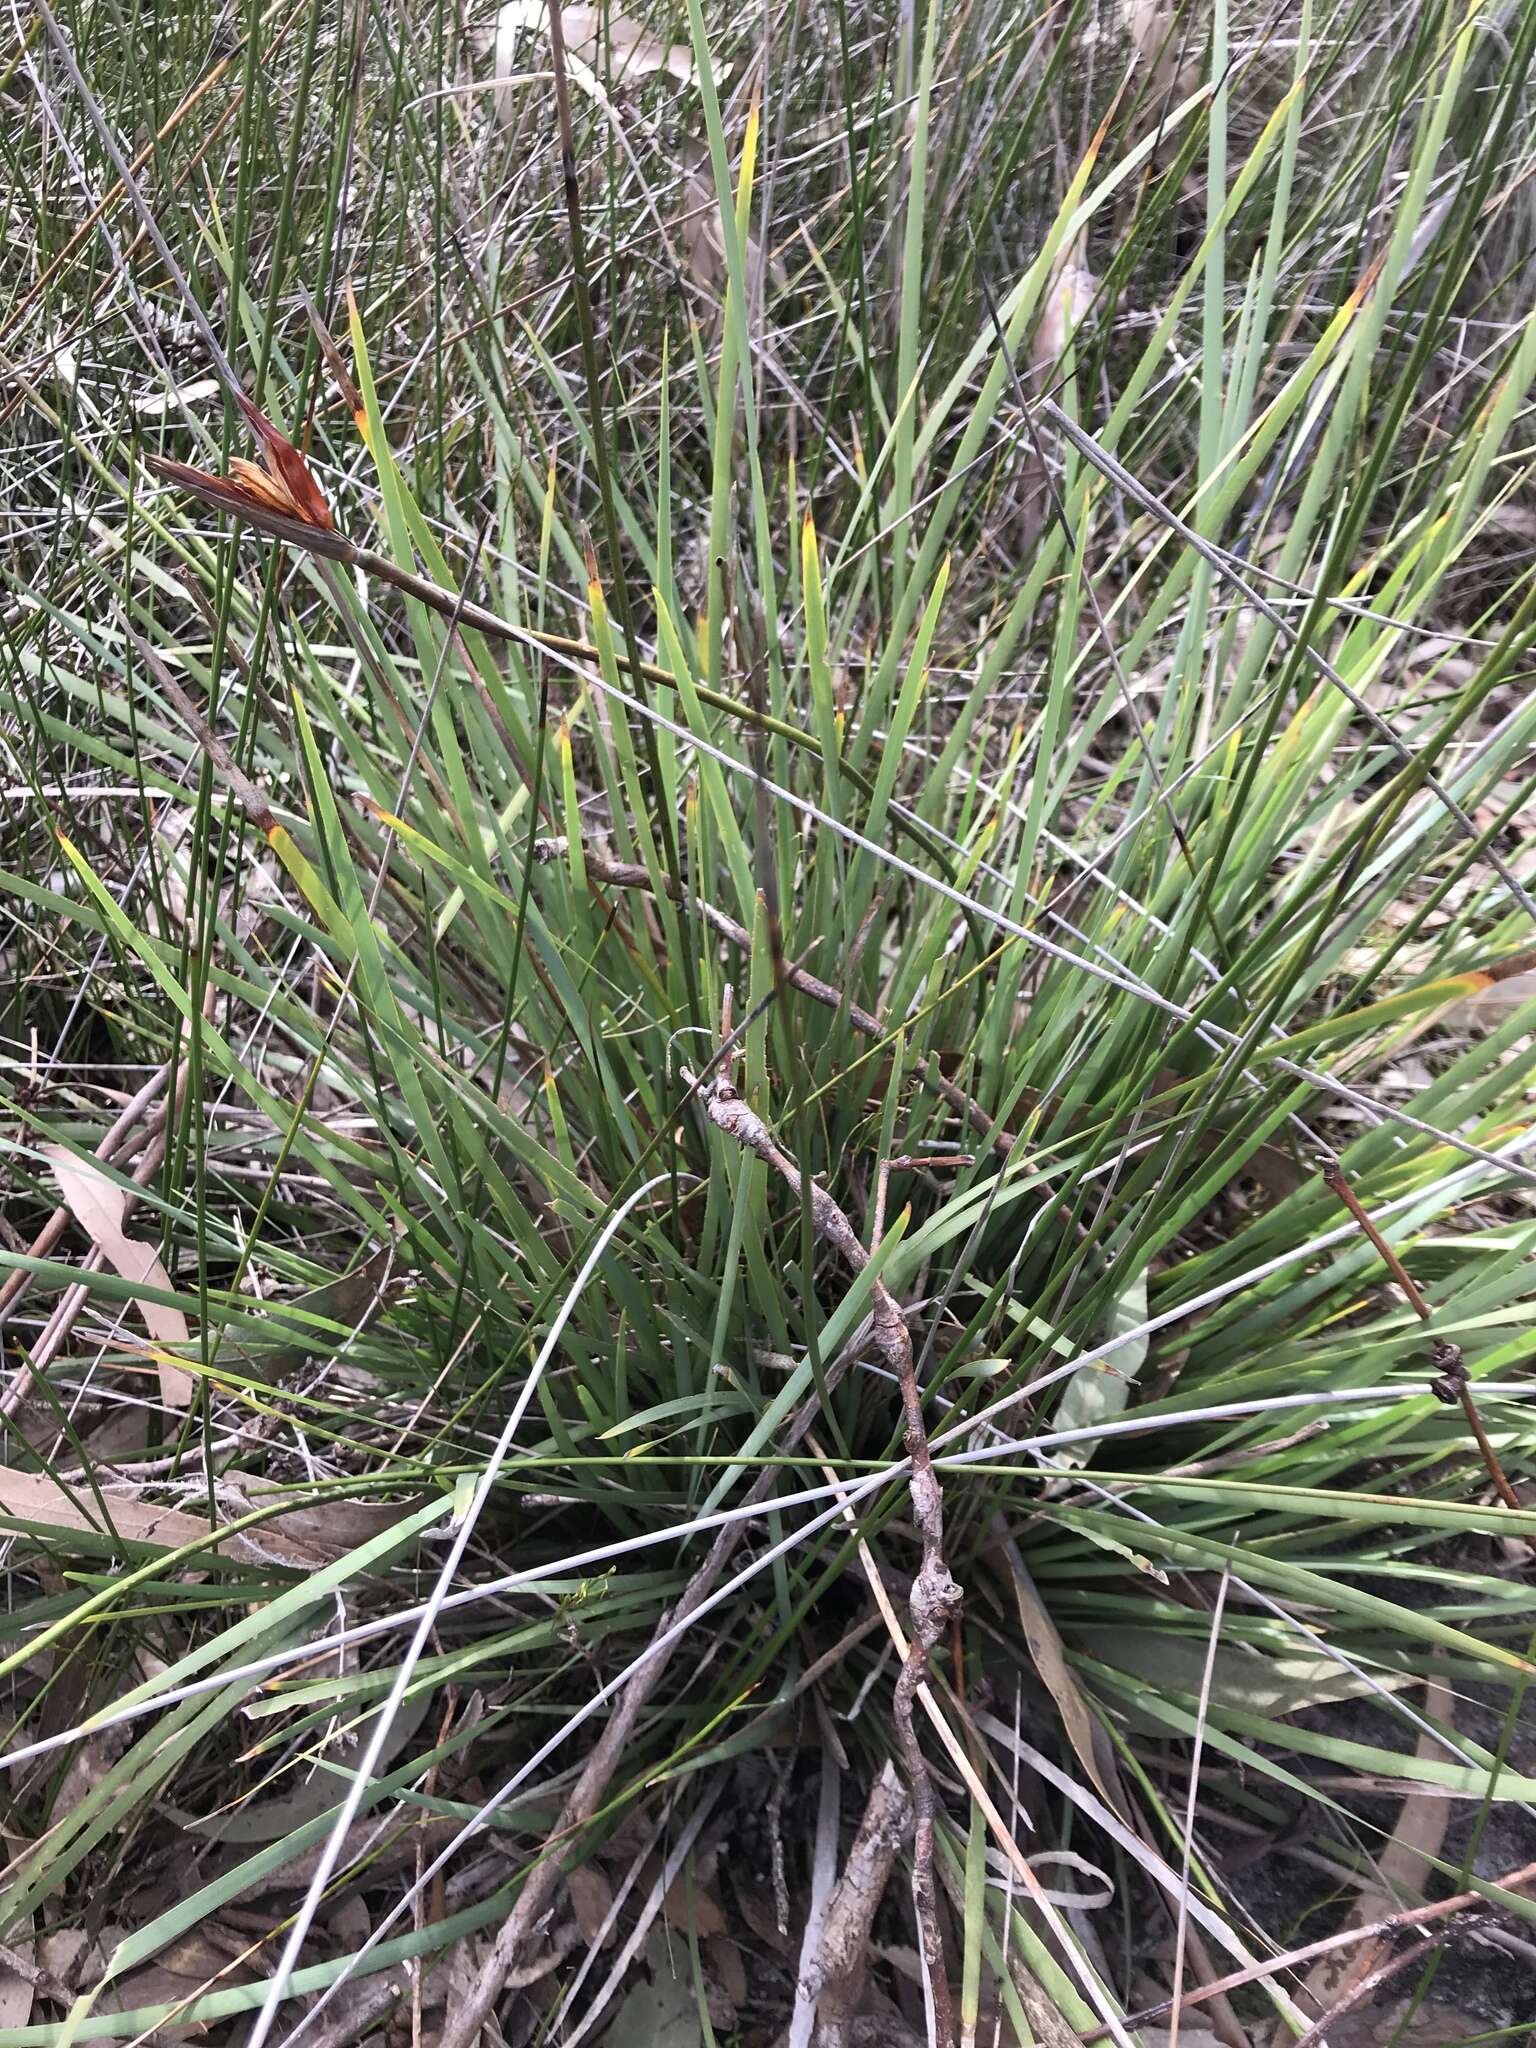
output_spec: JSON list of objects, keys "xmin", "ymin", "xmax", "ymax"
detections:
[
  {"xmin": 705, "ymin": 1933, "xmax": 747, "ymax": 2013},
  {"xmin": 44, "ymin": 1145, "xmax": 192, "ymax": 1405},
  {"xmin": 678, "ymin": 136, "xmax": 785, "ymax": 319},
  {"xmin": 566, "ymin": 1862, "xmax": 616, "ymax": 1948},
  {"xmin": 992, "ymin": 1520, "xmax": 1126, "ymax": 1817},
  {"xmin": 97, "ymin": 1924, "xmax": 263, "ymax": 2042},
  {"xmin": 1032, "ymin": 238, "xmax": 1096, "ymax": 380},
  {"xmin": 600, "ymin": 1927, "xmax": 705, "ymax": 2048},
  {"xmin": 0, "ymin": 1467, "xmax": 211, "ymax": 1552},
  {"xmin": 0, "ymin": 1466, "xmax": 356, "ymax": 1568},
  {"xmin": 0, "ymin": 1935, "xmax": 36, "ymax": 2031}
]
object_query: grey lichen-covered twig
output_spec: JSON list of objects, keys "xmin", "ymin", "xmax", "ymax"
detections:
[
  {"xmin": 799, "ymin": 1761, "xmax": 912, "ymax": 2048},
  {"xmin": 686, "ymin": 1060, "xmax": 962, "ymax": 2046}
]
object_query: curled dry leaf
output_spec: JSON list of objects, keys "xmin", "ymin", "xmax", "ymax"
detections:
[
  {"xmin": 234, "ymin": 1478, "xmax": 431, "ymax": 1558},
  {"xmin": 566, "ymin": 1862, "xmax": 617, "ymax": 1948},
  {"xmin": 44, "ymin": 1144, "xmax": 193, "ymax": 1406},
  {"xmin": 992, "ymin": 1847, "xmax": 1115, "ymax": 1909},
  {"xmin": 1031, "ymin": 237, "xmax": 1096, "ymax": 381}
]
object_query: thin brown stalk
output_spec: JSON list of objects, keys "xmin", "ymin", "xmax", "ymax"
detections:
[
  {"xmin": 1320, "ymin": 1155, "xmax": 1527, "ymax": 1521},
  {"xmin": 1320, "ymin": 1156, "xmax": 1434, "ymax": 1318}
]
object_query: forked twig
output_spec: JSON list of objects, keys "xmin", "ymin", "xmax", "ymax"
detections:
[
  {"xmin": 1085, "ymin": 1856, "xmax": 1536, "ymax": 2041},
  {"xmin": 685, "ymin": 1059, "xmax": 962, "ymax": 2045}
]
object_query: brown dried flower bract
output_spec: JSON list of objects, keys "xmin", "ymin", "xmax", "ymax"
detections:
[{"xmin": 149, "ymin": 390, "xmax": 334, "ymax": 532}]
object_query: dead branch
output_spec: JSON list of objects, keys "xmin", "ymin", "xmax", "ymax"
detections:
[
  {"xmin": 799, "ymin": 1761, "xmax": 912, "ymax": 2048},
  {"xmin": 685, "ymin": 1063, "xmax": 962, "ymax": 2046}
]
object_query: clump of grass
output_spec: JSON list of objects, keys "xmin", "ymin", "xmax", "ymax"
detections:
[{"xmin": 2, "ymin": 0, "xmax": 1536, "ymax": 2043}]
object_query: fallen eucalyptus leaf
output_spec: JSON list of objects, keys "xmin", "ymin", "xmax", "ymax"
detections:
[{"xmin": 45, "ymin": 1146, "xmax": 193, "ymax": 1407}]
